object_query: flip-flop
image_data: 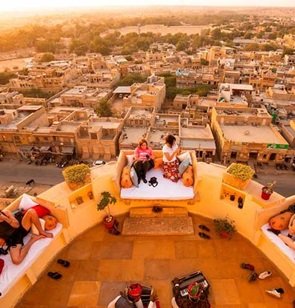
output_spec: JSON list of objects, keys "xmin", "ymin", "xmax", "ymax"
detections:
[
  {"xmin": 199, "ymin": 225, "xmax": 210, "ymax": 232},
  {"xmin": 57, "ymin": 259, "xmax": 70, "ymax": 267},
  {"xmin": 198, "ymin": 232, "xmax": 210, "ymax": 239},
  {"xmin": 240, "ymin": 263, "xmax": 255, "ymax": 271},
  {"xmin": 47, "ymin": 272, "xmax": 62, "ymax": 280}
]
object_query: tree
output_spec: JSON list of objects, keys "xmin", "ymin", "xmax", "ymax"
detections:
[
  {"xmin": 40, "ymin": 53, "xmax": 55, "ymax": 63},
  {"xmin": 0, "ymin": 72, "xmax": 17, "ymax": 85},
  {"xmin": 200, "ymin": 59, "xmax": 209, "ymax": 66},
  {"xmin": 115, "ymin": 73, "xmax": 147, "ymax": 87},
  {"xmin": 96, "ymin": 98, "xmax": 113, "ymax": 117}
]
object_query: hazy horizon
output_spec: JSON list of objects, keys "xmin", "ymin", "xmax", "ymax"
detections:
[{"xmin": 1, "ymin": 0, "xmax": 295, "ymax": 12}]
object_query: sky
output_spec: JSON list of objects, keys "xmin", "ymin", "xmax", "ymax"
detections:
[{"xmin": 1, "ymin": 0, "xmax": 295, "ymax": 12}]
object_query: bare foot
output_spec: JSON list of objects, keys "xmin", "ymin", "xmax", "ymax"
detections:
[
  {"xmin": 40, "ymin": 231, "xmax": 53, "ymax": 238},
  {"xmin": 30, "ymin": 234, "xmax": 46, "ymax": 243}
]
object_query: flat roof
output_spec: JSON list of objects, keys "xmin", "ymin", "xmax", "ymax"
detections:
[
  {"xmin": 181, "ymin": 125, "xmax": 214, "ymax": 139},
  {"xmin": 120, "ymin": 127, "xmax": 147, "ymax": 145},
  {"xmin": 113, "ymin": 86, "xmax": 131, "ymax": 94},
  {"xmin": 221, "ymin": 125, "xmax": 288, "ymax": 144}
]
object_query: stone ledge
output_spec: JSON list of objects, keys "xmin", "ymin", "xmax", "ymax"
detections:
[{"xmin": 129, "ymin": 207, "xmax": 188, "ymax": 218}]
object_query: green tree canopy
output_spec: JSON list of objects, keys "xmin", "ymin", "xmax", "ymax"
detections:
[{"xmin": 96, "ymin": 98, "xmax": 113, "ymax": 117}]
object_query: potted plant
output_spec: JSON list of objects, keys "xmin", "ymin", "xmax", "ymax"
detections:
[
  {"xmin": 261, "ymin": 181, "xmax": 276, "ymax": 200},
  {"xmin": 223, "ymin": 163, "xmax": 254, "ymax": 190},
  {"xmin": 213, "ymin": 217, "xmax": 236, "ymax": 239},
  {"xmin": 97, "ymin": 191, "xmax": 117, "ymax": 230},
  {"xmin": 187, "ymin": 282, "xmax": 202, "ymax": 301},
  {"xmin": 63, "ymin": 164, "xmax": 91, "ymax": 190}
]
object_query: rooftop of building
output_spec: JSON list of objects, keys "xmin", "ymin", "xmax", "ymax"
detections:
[{"xmin": 221, "ymin": 124, "xmax": 288, "ymax": 144}]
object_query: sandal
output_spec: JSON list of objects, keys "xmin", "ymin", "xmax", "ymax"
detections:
[
  {"xmin": 47, "ymin": 272, "xmax": 62, "ymax": 280},
  {"xmin": 240, "ymin": 263, "xmax": 255, "ymax": 271},
  {"xmin": 198, "ymin": 232, "xmax": 210, "ymax": 239},
  {"xmin": 199, "ymin": 225, "xmax": 210, "ymax": 232},
  {"xmin": 57, "ymin": 259, "xmax": 70, "ymax": 267}
]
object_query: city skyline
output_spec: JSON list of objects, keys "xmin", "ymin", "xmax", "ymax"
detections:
[{"xmin": 1, "ymin": 0, "xmax": 295, "ymax": 12}]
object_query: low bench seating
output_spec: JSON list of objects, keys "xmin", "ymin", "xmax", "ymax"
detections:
[
  {"xmin": 254, "ymin": 195, "xmax": 295, "ymax": 286},
  {"xmin": 115, "ymin": 150, "xmax": 198, "ymax": 202},
  {"xmin": 0, "ymin": 194, "xmax": 68, "ymax": 307}
]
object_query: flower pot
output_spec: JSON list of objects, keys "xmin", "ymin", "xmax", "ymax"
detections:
[
  {"xmin": 222, "ymin": 172, "xmax": 250, "ymax": 190},
  {"xmin": 187, "ymin": 282, "xmax": 201, "ymax": 301},
  {"xmin": 103, "ymin": 216, "xmax": 115, "ymax": 230},
  {"xmin": 219, "ymin": 231, "xmax": 231, "ymax": 239},
  {"xmin": 261, "ymin": 187, "xmax": 272, "ymax": 200}
]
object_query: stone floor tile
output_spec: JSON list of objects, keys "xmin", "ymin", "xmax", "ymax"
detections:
[
  {"xmin": 235, "ymin": 278, "xmax": 265, "ymax": 303},
  {"xmin": 75, "ymin": 260, "xmax": 100, "ymax": 281},
  {"xmin": 67, "ymin": 281, "xmax": 100, "ymax": 306},
  {"xmin": 175, "ymin": 240, "xmax": 199, "ymax": 259},
  {"xmin": 147, "ymin": 280, "xmax": 173, "ymax": 303},
  {"xmin": 144, "ymin": 259, "xmax": 171, "ymax": 280},
  {"xmin": 98, "ymin": 281, "xmax": 128, "ymax": 306},
  {"xmin": 97, "ymin": 260, "xmax": 144, "ymax": 281},
  {"xmin": 210, "ymin": 279, "xmax": 241, "ymax": 305},
  {"xmin": 90, "ymin": 241, "xmax": 133, "ymax": 260},
  {"xmin": 63, "ymin": 240, "xmax": 93, "ymax": 260},
  {"xmin": 132, "ymin": 239, "xmax": 175, "ymax": 259}
]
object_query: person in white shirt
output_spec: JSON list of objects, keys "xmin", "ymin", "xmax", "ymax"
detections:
[{"xmin": 162, "ymin": 134, "xmax": 181, "ymax": 182}]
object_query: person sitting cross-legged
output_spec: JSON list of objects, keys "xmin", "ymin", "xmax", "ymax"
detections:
[{"xmin": 0, "ymin": 208, "xmax": 53, "ymax": 265}]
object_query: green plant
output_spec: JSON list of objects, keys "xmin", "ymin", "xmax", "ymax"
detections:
[
  {"xmin": 63, "ymin": 164, "xmax": 90, "ymax": 184},
  {"xmin": 97, "ymin": 191, "xmax": 117, "ymax": 219},
  {"xmin": 213, "ymin": 217, "xmax": 236, "ymax": 237},
  {"xmin": 227, "ymin": 163, "xmax": 254, "ymax": 181}
]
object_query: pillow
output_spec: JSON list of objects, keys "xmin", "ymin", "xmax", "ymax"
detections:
[
  {"xmin": 43, "ymin": 215, "xmax": 58, "ymax": 231},
  {"xmin": 179, "ymin": 157, "xmax": 190, "ymax": 175},
  {"xmin": 126, "ymin": 154, "xmax": 135, "ymax": 167},
  {"xmin": 130, "ymin": 166, "xmax": 139, "ymax": 187},
  {"xmin": 19, "ymin": 193, "xmax": 39, "ymax": 210},
  {"xmin": 177, "ymin": 152, "xmax": 192, "ymax": 164},
  {"xmin": 31, "ymin": 218, "xmax": 45, "ymax": 235},
  {"xmin": 121, "ymin": 173, "xmax": 133, "ymax": 188},
  {"xmin": 182, "ymin": 172, "xmax": 194, "ymax": 187},
  {"xmin": 154, "ymin": 158, "xmax": 163, "ymax": 169},
  {"xmin": 27, "ymin": 205, "xmax": 51, "ymax": 217},
  {"xmin": 268, "ymin": 211, "xmax": 293, "ymax": 231}
]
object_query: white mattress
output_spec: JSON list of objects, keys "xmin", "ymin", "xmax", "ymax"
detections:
[
  {"xmin": 0, "ymin": 223, "xmax": 62, "ymax": 297},
  {"xmin": 261, "ymin": 224, "xmax": 295, "ymax": 263},
  {"xmin": 120, "ymin": 169, "xmax": 194, "ymax": 200}
]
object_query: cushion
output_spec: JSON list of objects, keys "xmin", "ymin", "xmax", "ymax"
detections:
[
  {"xmin": 178, "ymin": 152, "xmax": 192, "ymax": 164},
  {"xmin": 182, "ymin": 172, "xmax": 194, "ymax": 187},
  {"xmin": 19, "ymin": 194, "xmax": 39, "ymax": 210},
  {"xmin": 30, "ymin": 205, "xmax": 51, "ymax": 218},
  {"xmin": 130, "ymin": 166, "xmax": 139, "ymax": 187},
  {"xmin": 43, "ymin": 215, "xmax": 58, "ymax": 231},
  {"xmin": 268, "ymin": 211, "xmax": 293, "ymax": 231},
  {"xmin": 121, "ymin": 169, "xmax": 194, "ymax": 200},
  {"xmin": 121, "ymin": 170, "xmax": 133, "ymax": 189},
  {"xmin": 179, "ymin": 157, "xmax": 190, "ymax": 175},
  {"xmin": 126, "ymin": 154, "xmax": 135, "ymax": 167},
  {"xmin": 154, "ymin": 158, "xmax": 163, "ymax": 169},
  {"xmin": 31, "ymin": 218, "xmax": 45, "ymax": 235}
]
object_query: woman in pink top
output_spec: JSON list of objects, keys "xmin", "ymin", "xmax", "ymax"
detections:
[{"xmin": 133, "ymin": 139, "xmax": 154, "ymax": 184}]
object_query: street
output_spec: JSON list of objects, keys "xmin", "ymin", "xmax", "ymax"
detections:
[
  {"xmin": 0, "ymin": 160, "xmax": 294, "ymax": 197},
  {"xmin": 0, "ymin": 160, "xmax": 64, "ymax": 186}
]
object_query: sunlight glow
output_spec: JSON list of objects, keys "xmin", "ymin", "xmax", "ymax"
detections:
[{"xmin": 1, "ymin": 0, "xmax": 295, "ymax": 12}]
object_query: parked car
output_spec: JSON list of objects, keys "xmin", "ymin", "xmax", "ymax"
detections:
[{"xmin": 93, "ymin": 160, "xmax": 106, "ymax": 166}]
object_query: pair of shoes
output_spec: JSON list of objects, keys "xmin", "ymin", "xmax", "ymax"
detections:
[
  {"xmin": 248, "ymin": 272, "xmax": 258, "ymax": 282},
  {"xmin": 199, "ymin": 224, "xmax": 210, "ymax": 232},
  {"xmin": 57, "ymin": 259, "xmax": 70, "ymax": 268},
  {"xmin": 47, "ymin": 272, "xmax": 62, "ymax": 280},
  {"xmin": 258, "ymin": 271, "xmax": 272, "ymax": 279},
  {"xmin": 143, "ymin": 178, "xmax": 147, "ymax": 184},
  {"xmin": 198, "ymin": 232, "xmax": 210, "ymax": 239},
  {"xmin": 265, "ymin": 288, "xmax": 284, "ymax": 298},
  {"xmin": 240, "ymin": 263, "xmax": 255, "ymax": 271}
]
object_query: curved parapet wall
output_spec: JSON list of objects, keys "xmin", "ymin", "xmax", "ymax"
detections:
[{"xmin": 1, "ymin": 161, "xmax": 294, "ymax": 307}]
